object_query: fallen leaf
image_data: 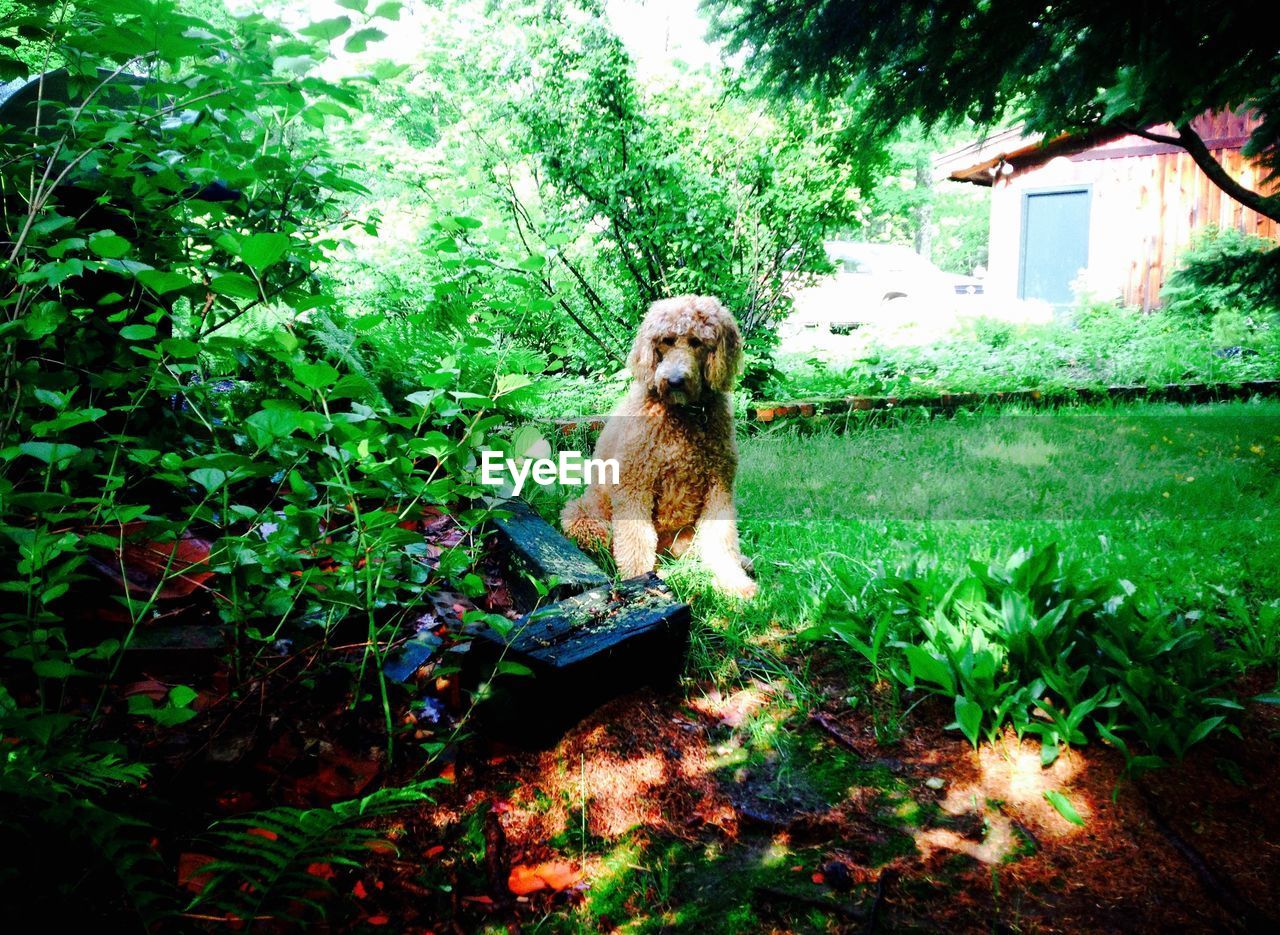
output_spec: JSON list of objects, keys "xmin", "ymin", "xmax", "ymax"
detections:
[
  {"xmin": 178, "ymin": 853, "xmax": 215, "ymax": 894},
  {"xmin": 508, "ymin": 860, "xmax": 582, "ymax": 896}
]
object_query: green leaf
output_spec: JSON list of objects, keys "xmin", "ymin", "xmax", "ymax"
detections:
[
  {"xmin": 293, "ymin": 361, "xmax": 339, "ymax": 390},
  {"xmin": 162, "ymin": 338, "xmax": 201, "ymax": 359},
  {"xmin": 88, "ymin": 231, "xmax": 131, "ymax": 259},
  {"xmin": 238, "ymin": 233, "xmax": 290, "ymax": 273},
  {"xmin": 1251, "ymin": 692, "xmax": 1280, "ymax": 705},
  {"xmin": 1043, "ymin": 790, "xmax": 1085, "ymax": 827},
  {"xmin": 169, "ymin": 684, "xmax": 198, "ymax": 707},
  {"xmin": 1184, "ymin": 715, "xmax": 1225, "ymax": 749},
  {"xmin": 300, "ymin": 15, "xmax": 351, "ymax": 40},
  {"xmin": 494, "ymin": 373, "xmax": 532, "ymax": 397},
  {"xmin": 120, "ymin": 324, "xmax": 156, "ymax": 341},
  {"xmin": 902, "ymin": 644, "xmax": 955, "ymax": 693},
  {"xmin": 136, "ymin": 269, "xmax": 192, "ymax": 295},
  {"xmin": 345, "ymin": 27, "xmax": 385, "ymax": 52},
  {"xmin": 372, "ymin": 1, "xmax": 403, "ymax": 18},
  {"xmin": 954, "ymin": 695, "xmax": 983, "ymax": 747},
  {"xmin": 20, "ymin": 441, "xmax": 81, "ymax": 465},
  {"xmin": 190, "ymin": 468, "xmax": 227, "ymax": 494},
  {"xmin": 210, "ymin": 273, "xmax": 259, "ymax": 300}
]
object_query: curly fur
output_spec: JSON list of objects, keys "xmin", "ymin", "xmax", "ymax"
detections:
[{"xmin": 562, "ymin": 295, "xmax": 757, "ymax": 599}]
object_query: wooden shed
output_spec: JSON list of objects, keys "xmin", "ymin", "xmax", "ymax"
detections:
[{"xmin": 936, "ymin": 112, "xmax": 1278, "ymax": 310}]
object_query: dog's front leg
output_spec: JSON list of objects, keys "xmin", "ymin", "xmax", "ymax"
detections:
[
  {"xmin": 611, "ymin": 489, "xmax": 658, "ymax": 579},
  {"xmin": 694, "ymin": 476, "xmax": 757, "ymax": 599}
]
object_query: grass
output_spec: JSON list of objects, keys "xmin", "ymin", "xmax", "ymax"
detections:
[
  {"xmin": 519, "ymin": 398, "xmax": 1280, "ymax": 932},
  {"xmin": 529, "ymin": 397, "xmax": 1280, "ymax": 668},
  {"xmin": 730, "ymin": 399, "xmax": 1280, "ymax": 646}
]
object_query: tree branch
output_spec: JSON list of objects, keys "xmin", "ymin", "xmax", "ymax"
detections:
[
  {"xmin": 1118, "ymin": 124, "xmax": 1181, "ymax": 147},
  {"xmin": 1175, "ymin": 122, "xmax": 1280, "ymax": 223}
]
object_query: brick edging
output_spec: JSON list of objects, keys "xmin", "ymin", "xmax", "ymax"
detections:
[{"xmin": 547, "ymin": 379, "xmax": 1280, "ymax": 434}]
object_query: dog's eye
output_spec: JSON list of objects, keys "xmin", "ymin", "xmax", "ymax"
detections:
[
  {"xmin": 660, "ymin": 336, "xmax": 675, "ymax": 347},
  {"xmin": 688, "ymin": 337, "xmax": 702, "ymax": 349}
]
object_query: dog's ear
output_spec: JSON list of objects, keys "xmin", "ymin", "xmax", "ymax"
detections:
[
  {"xmin": 705, "ymin": 302, "xmax": 743, "ymax": 392},
  {"xmin": 628, "ymin": 317, "xmax": 657, "ymax": 383}
]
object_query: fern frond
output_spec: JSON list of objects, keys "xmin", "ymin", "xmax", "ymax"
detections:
[{"xmin": 189, "ymin": 781, "xmax": 442, "ymax": 924}]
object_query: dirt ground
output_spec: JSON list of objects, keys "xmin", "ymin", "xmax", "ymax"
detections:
[{"xmin": 383, "ymin": 669, "xmax": 1280, "ymax": 933}]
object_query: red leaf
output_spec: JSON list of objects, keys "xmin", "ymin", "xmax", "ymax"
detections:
[
  {"xmin": 508, "ymin": 860, "xmax": 582, "ymax": 896},
  {"xmin": 178, "ymin": 853, "xmax": 216, "ymax": 894}
]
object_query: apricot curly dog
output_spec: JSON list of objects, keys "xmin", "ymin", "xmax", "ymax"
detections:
[{"xmin": 561, "ymin": 295, "xmax": 757, "ymax": 599}]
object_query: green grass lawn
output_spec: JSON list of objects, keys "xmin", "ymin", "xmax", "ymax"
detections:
[
  {"xmin": 528, "ymin": 398, "xmax": 1280, "ymax": 656},
  {"xmin": 519, "ymin": 398, "xmax": 1280, "ymax": 932},
  {"xmin": 727, "ymin": 399, "xmax": 1280, "ymax": 648}
]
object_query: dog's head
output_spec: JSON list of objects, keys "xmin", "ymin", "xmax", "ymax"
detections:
[{"xmin": 628, "ymin": 295, "xmax": 743, "ymax": 406}]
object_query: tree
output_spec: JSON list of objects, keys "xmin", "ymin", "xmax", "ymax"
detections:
[{"xmin": 705, "ymin": 0, "xmax": 1280, "ymax": 222}]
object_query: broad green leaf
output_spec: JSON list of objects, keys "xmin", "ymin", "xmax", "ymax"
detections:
[
  {"xmin": 300, "ymin": 15, "xmax": 351, "ymax": 40},
  {"xmin": 494, "ymin": 373, "xmax": 532, "ymax": 397},
  {"xmin": 120, "ymin": 324, "xmax": 156, "ymax": 341},
  {"xmin": 1184, "ymin": 715, "xmax": 1225, "ymax": 749},
  {"xmin": 210, "ymin": 273, "xmax": 259, "ymax": 300},
  {"xmin": 345, "ymin": 27, "xmax": 385, "ymax": 52},
  {"xmin": 293, "ymin": 361, "xmax": 339, "ymax": 390},
  {"xmin": 190, "ymin": 468, "xmax": 227, "ymax": 494},
  {"xmin": 88, "ymin": 231, "xmax": 131, "ymax": 259},
  {"xmin": 238, "ymin": 233, "xmax": 290, "ymax": 272},
  {"xmin": 20, "ymin": 441, "xmax": 81, "ymax": 465},
  {"xmin": 136, "ymin": 269, "xmax": 192, "ymax": 295},
  {"xmin": 1043, "ymin": 790, "xmax": 1085, "ymax": 826},
  {"xmin": 954, "ymin": 695, "xmax": 983, "ymax": 747},
  {"xmin": 902, "ymin": 644, "xmax": 954, "ymax": 693}
]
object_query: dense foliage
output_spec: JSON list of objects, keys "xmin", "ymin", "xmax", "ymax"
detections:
[
  {"xmin": 0, "ymin": 0, "xmax": 530, "ymax": 923},
  {"xmin": 1, "ymin": 0, "xmax": 1278, "ymax": 929},
  {"xmin": 820, "ymin": 545, "xmax": 1250, "ymax": 771}
]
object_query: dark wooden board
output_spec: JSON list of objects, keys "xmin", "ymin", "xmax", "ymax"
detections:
[
  {"xmin": 464, "ymin": 572, "xmax": 691, "ymax": 746},
  {"xmin": 475, "ymin": 572, "xmax": 689, "ymax": 670},
  {"xmin": 491, "ymin": 497, "xmax": 609, "ymax": 600}
]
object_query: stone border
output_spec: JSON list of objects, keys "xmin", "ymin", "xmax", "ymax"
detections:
[{"xmin": 547, "ymin": 379, "xmax": 1280, "ymax": 434}]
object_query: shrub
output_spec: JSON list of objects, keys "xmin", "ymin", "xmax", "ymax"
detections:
[
  {"xmin": 1162, "ymin": 227, "xmax": 1280, "ymax": 320},
  {"xmin": 821, "ymin": 544, "xmax": 1245, "ymax": 772}
]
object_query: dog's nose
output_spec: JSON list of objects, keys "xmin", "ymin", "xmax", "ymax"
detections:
[{"xmin": 667, "ymin": 373, "xmax": 685, "ymax": 389}]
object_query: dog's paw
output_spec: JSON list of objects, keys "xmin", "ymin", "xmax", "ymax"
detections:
[{"xmin": 717, "ymin": 575, "xmax": 759, "ymax": 601}]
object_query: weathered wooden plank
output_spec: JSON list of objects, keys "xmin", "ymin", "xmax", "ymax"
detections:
[
  {"xmin": 464, "ymin": 573, "xmax": 691, "ymax": 745},
  {"xmin": 476, "ymin": 572, "xmax": 689, "ymax": 671},
  {"xmin": 491, "ymin": 498, "xmax": 609, "ymax": 600}
]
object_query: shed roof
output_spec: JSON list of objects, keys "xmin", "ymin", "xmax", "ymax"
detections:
[{"xmin": 934, "ymin": 111, "xmax": 1258, "ymax": 186}]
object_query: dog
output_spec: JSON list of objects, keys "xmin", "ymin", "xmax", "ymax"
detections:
[{"xmin": 561, "ymin": 295, "xmax": 757, "ymax": 599}]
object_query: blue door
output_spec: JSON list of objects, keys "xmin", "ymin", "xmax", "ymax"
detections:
[{"xmin": 1019, "ymin": 188, "xmax": 1091, "ymax": 305}]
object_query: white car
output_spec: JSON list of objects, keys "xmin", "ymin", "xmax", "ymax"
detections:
[{"xmin": 787, "ymin": 242, "xmax": 984, "ymax": 334}]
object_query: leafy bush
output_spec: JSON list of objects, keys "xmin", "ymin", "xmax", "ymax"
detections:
[
  {"xmin": 1162, "ymin": 226, "xmax": 1280, "ymax": 320},
  {"xmin": 769, "ymin": 302, "xmax": 1280, "ymax": 402},
  {"xmin": 0, "ymin": 0, "xmax": 532, "ymax": 920},
  {"xmin": 822, "ymin": 544, "xmax": 1245, "ymax": 771}
]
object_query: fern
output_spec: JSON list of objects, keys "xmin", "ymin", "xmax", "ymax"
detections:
[
  {"xmin": 189, "ymin": 781, "xmax": 441, "ymax": 925},
  {"xmin": 0, "ymin": 735, "xmax": 171, "ymax": 924}
]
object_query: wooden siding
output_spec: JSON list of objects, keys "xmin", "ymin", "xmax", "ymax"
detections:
[{"xmin": 986, "ymin": 124, "xmax": 1278, "ymax": 310}]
